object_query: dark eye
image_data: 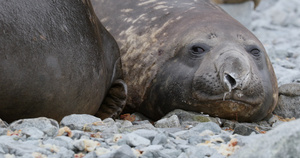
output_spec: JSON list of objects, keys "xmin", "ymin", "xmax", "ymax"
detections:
[
  {"xmin": 250, "ymin": 48, "xmax": 260, "ymax": 57},
  {"xmin": 191, "ymin": 46, "xmax": 205, "ymax": 55}
]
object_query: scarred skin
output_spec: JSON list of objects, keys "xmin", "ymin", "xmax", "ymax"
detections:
[
  {"xmin": 91, "ymin": 0, "xmax": 278, "ymax": 122},
  {"xmin": 0, "ymin": 0, "xmax": 127, "ymax": 122}
]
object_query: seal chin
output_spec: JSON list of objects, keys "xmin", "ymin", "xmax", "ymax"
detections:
[{"xmin": 190, "ymin": 100, "xmax": 262, "ymax": 122}]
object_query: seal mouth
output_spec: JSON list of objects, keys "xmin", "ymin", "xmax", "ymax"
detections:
[{"xmin": 193, "ymin": 90, "xmax": 262, "ymax": 106}]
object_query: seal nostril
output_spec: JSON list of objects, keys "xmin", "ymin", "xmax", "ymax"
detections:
[{"xmin": 225, "ymin": 73, "xmax": 236, "ymax": 88}]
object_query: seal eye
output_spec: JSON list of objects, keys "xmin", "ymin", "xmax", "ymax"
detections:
[
  {"xmin": 191, "ymin": 46, "xmax": 205, "ymax": 55},
  {"xmin": 250, "ymin": 48, "xmax": 260, "ymax": 57}
]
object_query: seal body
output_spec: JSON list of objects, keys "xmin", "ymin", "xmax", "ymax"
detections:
[
  {"xmin": 0, "ymin": 0, "xmax": 126, "ymax": 122},
  {"xmin": 92, "ymin": 0, "xmax": 278, "ymax": 122}
]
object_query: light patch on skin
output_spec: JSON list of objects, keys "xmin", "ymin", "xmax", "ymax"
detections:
[
  {"xmin": 124, "ymin": 18, "xmax": 133, "ymax": 23},
  {"xmin": 101, "ymin": 17, "xmax": 109, "ymax": 23},
  {"xmin": 156, "ymin": 1, "xmax": 167, "ymax": 5},
  {"xmin": 176, "ymin": 16, "xmax": 183, "ymax": 20},
  {"xmin": 132, "ymin": 14, "xmax": 146, "ymax": 24},
  {"xmin": 138, "ymin": 0, "xmax": 157, "ymax": 6},
  {"xmin": 154, "ymin": 5, "xmax": 168, "ymax": 10},
  {"xmin": 151, "ymin": 17, "xmax": 157, "ymax": 21},
  {"xmin": 121, "ymin": 8, "xmax": 134, "ymax": 13}
]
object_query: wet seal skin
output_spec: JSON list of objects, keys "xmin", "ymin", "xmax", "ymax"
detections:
[
  {"xmin": 0, "ymin": 0, "xmax": 127, "ymax": 123},
  {"xmin": 91, "ymin": 0, "xmax": 278, "ymax": 122}
]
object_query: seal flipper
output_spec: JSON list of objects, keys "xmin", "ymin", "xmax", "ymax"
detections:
[{"xmin": 96, "ymin": 79, "xmax": 127, "ymax": 119}]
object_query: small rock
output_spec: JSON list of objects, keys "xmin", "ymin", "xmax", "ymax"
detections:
[
  {"xmin": 124, "ymin": 133, "xmax": 151, "ymax": 147},
  {"xmin": 152, "ymin": 133, "xmax": 167, "ymax": 145},
  {"xmin": 162, "ymin": 109, "xmax": 222, "ymax": 125},
  {"xmin": 140, "ymin": 145, "xmax": 170, "ymax": 158},
  {"xmin": 160, "ymin": 148, "xmax": 181, "ymax": 158},
  {"xmin": 278, "ymin": 83, "xmax": 300, "ymax": 96},
  {"xmin": 232, "ymin": 119, "xmax": 300, "ymax": 158},
  {"xmin": 190, "ymin": 122, "xmax": 222, "ymax": 134},
  {"xmin": 21, "ymin": 127, "xmax": 44, "ymax": 139},
  {"xmin": 184, "ymin": 146, "xmax": 222, "ymax": 158},
  {"xmin": 132, "ymin": 129, "xmax": 158, "ymax": 141},
  {"xmin": 275, "ymin": 95, "xmax": 300, "ymax": 118},
  {"xmin": 110, "ymin": 145, "xmax": 136, "ymax": 158},
  {"xmin": 0, "ymin": 119, "xmax": 8, "ymax": 128},
  {"xmin": 60, "ymin": 114, "xmax": 102, "ymax": 131},
  {"xmin": 9, "ymin": 117, "xmax": 59, "ymax": 137},
  {"xmin": 155, "ymin": 115, "xmax": 180, "ymax": 128},
  {"xmin": 120, "ymin": 122, "xmax": 155, "ymax": 133},
  {"xmin": 233, "ymin": 124, "xmax": 258, "ymax": 136},
  {"xmin": 44, "ymin": 136, "xmax": 74, "ymax": 150}
]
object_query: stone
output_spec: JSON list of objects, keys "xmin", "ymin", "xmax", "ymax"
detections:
[
  {"xmin": 155, "ymin": 115, "xmax": 180, "ymax": 128},
  {"xmin": 119, "ymin": 123, "xmax": 155, "ymax": 133},
  {"xmin": 273, "ymin": 83, "xmax": 300, "ymax": 118},
  {"xmin": 0, "ymin": 136, "xmax": 51, "ymax": 156},
  {"xmin": 232, "ymin": 119, "xmax": 300, "ymax": 158},
  {"xmin": 124, "ymin": 133, "xmax": 151, "ymax": 147},
  {"xmin": 140, "ymin": 145, "xmax": 170, "ymax": 158},
  {"xmin": 60, "ymin": 114, "xmax": 102, "ymax": 131},
  {"xmin": 132, "ymin": 129, "xmax": 158, "ymax": 141},
  {"xmin": 9, "ymin": 117, "xmax": 59, "ymax": 137},
  {"xmin": 233, "ymin": 124, "xmax": 258, "ymax": 136},
  {"xmin": 184, "ymin": 146, "xmax": 222, "ymax": 158},
  {"xmin": 152, "ymin": 133, "xmax": 167, "ymax": 145},
  {"xmin": 21, "ymin": 127, "xmax": 44, "ymax": 139},
  {"xmin": 43, "ymin": 136, "xmax": 74, "ymax": 150},
  {"xmin": 0, "ymin": 119, "xmax": 8, "ymax": 128},
  {"xmin": 188, "ymin": 135, "xmax": 209, "ymax": 145},
  {"xmin": 190, "ymin": 122, "xmax": 222, "ymax": 134},
  {"xmin": 140, "ymin": 145, "xmax": 163, "ymax": 152},
  {"xmin": 278, "ymin": 83, "xmax": 300, "ymax": 96},
  {"xmin": 160, "ymin": 148, "xmax": 181, "ymax": 158},
  {"xmin": 109, "ymin": 145, "xmax": 136, "ymax": 158},
  {"xmin": 162, "ymin": 109, "xmax": 222, "ymax": 125}
]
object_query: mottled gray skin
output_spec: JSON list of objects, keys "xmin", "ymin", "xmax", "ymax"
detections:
[
  {"xmin": 92, "ymin": 0, "xmax": 278, "ymax": 122},
  {"xmin": 0, "ymin": 0, "xmax": 127, "ymax": 123}
]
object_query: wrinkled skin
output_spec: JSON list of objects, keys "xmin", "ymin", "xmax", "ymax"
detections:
[
  {"xmin": 0, "ymin": 0, "xmax": 127, "ymax": 123},
  {"xmin": 92, "ymin": 0, "xmax": 278, "ymax": 122}
]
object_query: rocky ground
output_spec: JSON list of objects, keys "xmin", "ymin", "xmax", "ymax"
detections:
[{"xmin": 1, "ymin": 0, "xmax": 300, "ymax": 157}]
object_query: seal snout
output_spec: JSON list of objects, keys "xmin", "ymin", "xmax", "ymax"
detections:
[
  {"xmin": 224, "ymin": 73, "xmax": 237, "ymax": 90},
  {"xmin": 217, "ymin": 51, "xmax": 251, "ymax": 92}
]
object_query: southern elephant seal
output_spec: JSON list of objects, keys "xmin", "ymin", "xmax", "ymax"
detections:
[
  {"xmin": 91, "ymin": 0, "xmax": 278, "ymax": 122},
  {"xmin": 0, "ymin": 0, "xmax": 127, "ymax": 122}
]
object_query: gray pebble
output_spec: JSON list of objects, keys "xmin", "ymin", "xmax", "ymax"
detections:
[
  {"xmin": 190, "ymin": 122, "xmax": 221, "ymax": 134},
  {"xmin": 155, "ymin": 115, "xmax": 181, "ymax": 128},
  {"xmin": 232, "ymin": 119, "xmax": 300, "ymax": 158},
  {"xmin": 110, "ymin": 145, "xmax": 136, "ymax": 158},
  {"xmin": 9, "ymin": 117, "xmax": 59, "ymax": 137},
  {"xmin": 60, "ymin": 114, "xmax": 102, "ymax": 131},
  {"xmin": 152, "ymin": 133, "xmax": 167, "ymax": 145},
  {"xmin": 124, "ymin": 133, "xmax": 151, "ymax": 147},
  {"xmin": 132, "ymin": 129, "xmax": 158, "ymax": 141},
  {"xmin": 233, "ymin": 124, "xmax": 258, "ymax": 136}
]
